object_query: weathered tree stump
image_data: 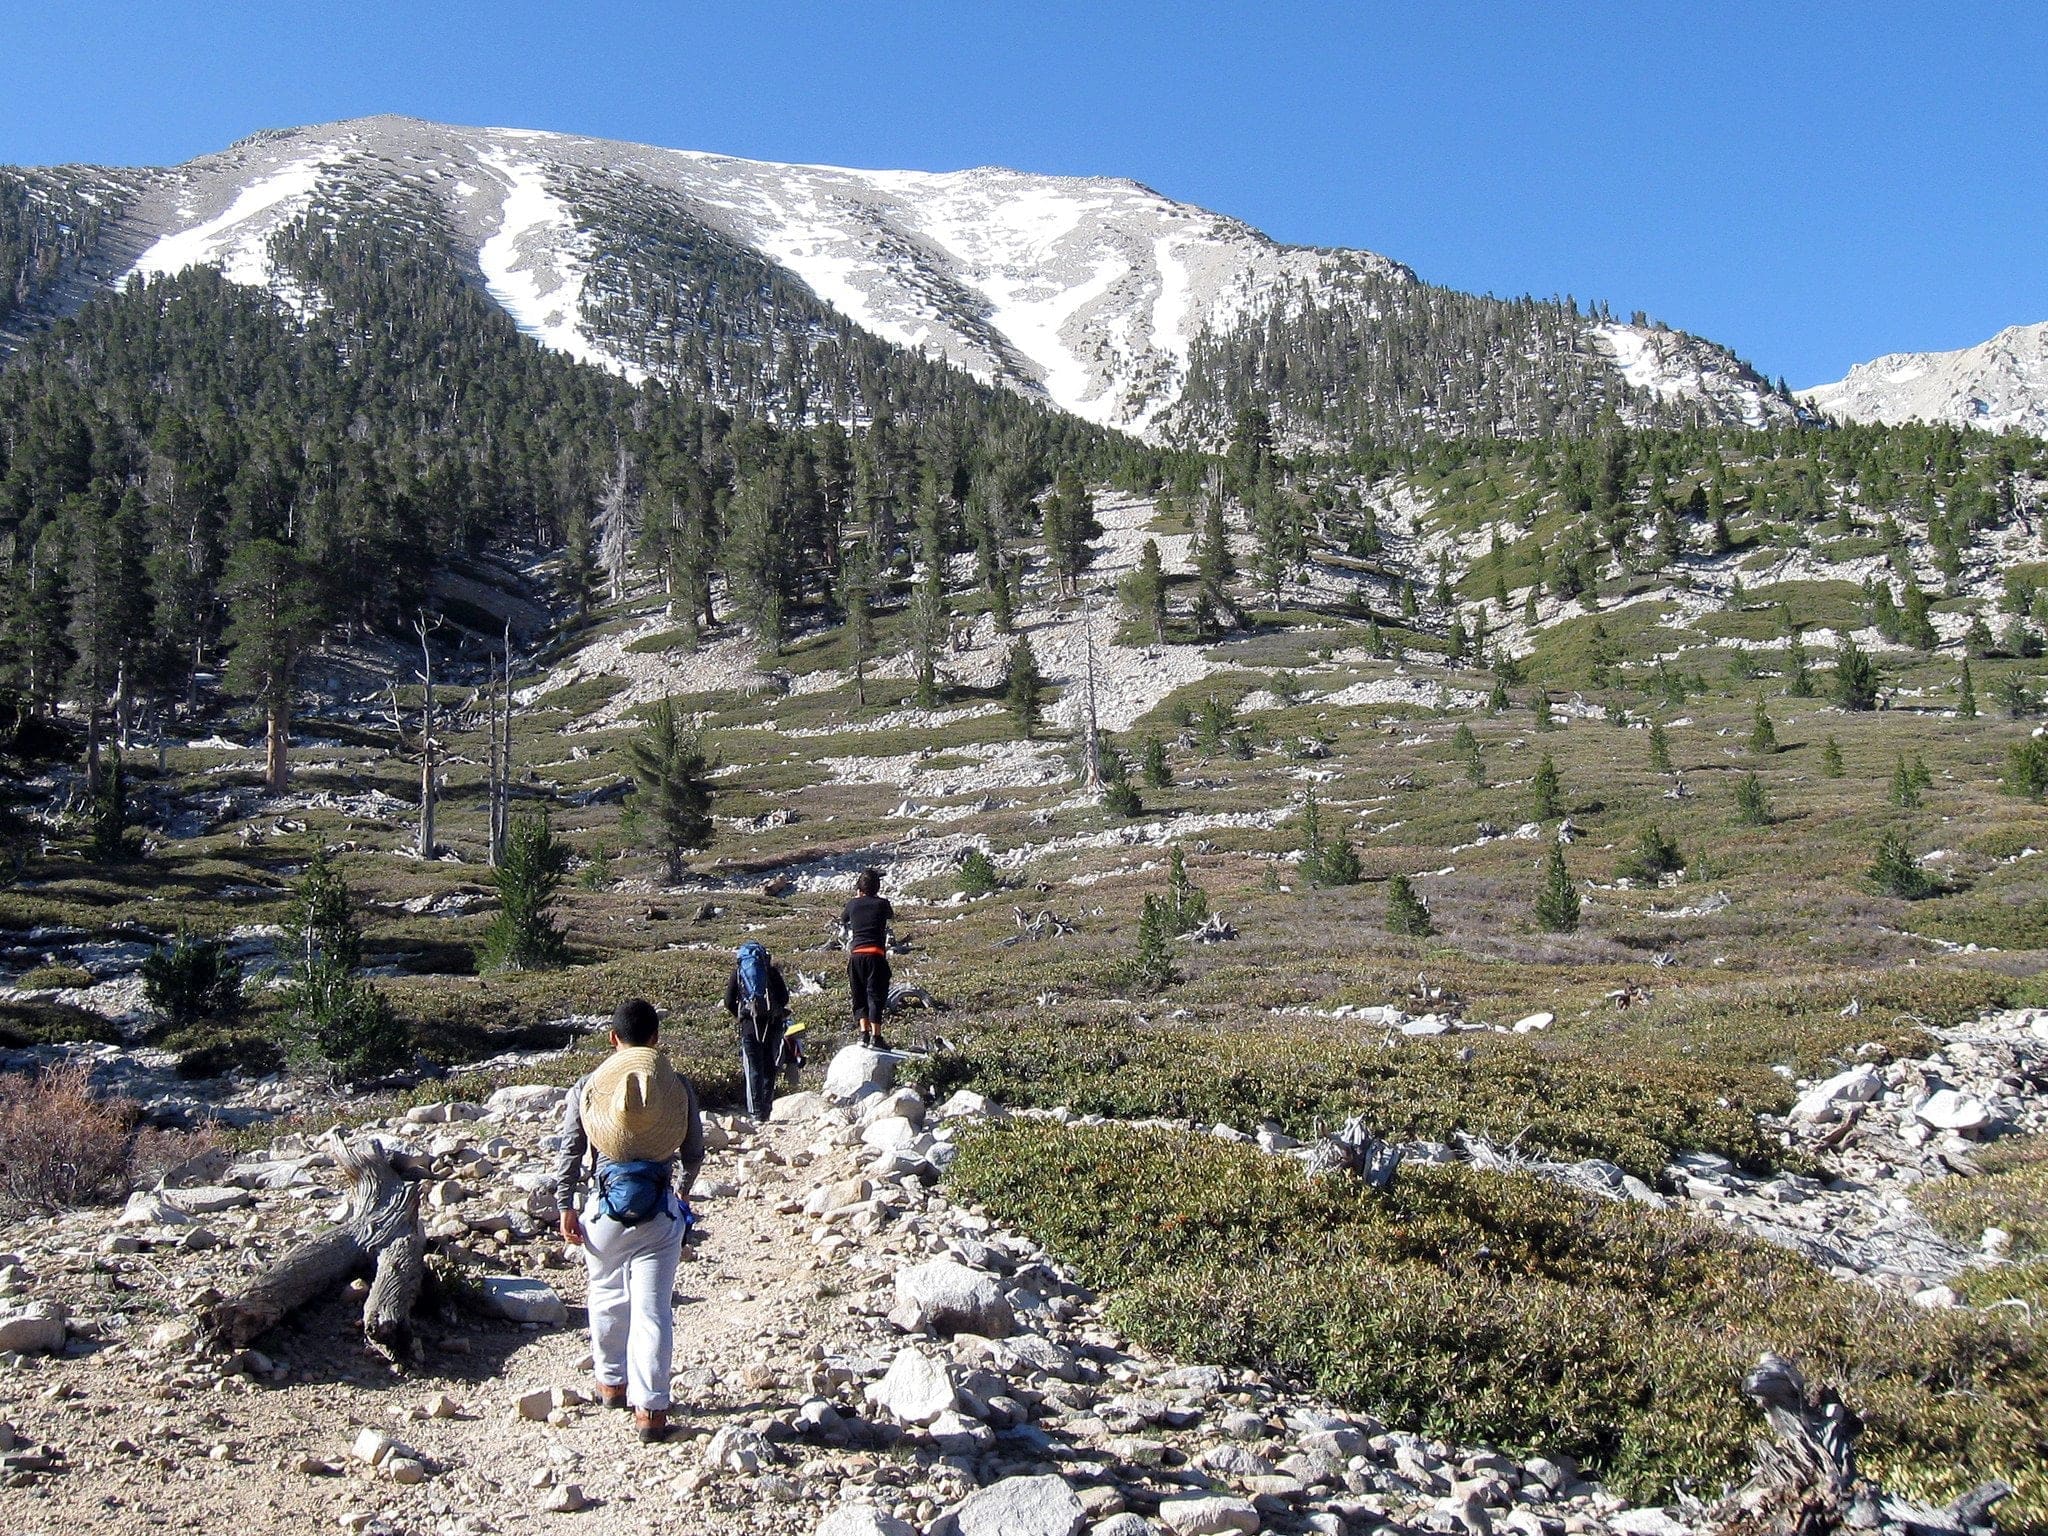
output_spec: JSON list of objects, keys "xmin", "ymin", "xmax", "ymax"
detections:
[
  {"xmin": 1712, "ymin": 1353, "xmax": 2010, "ymax": 1536},
  {"xmin": 1304, "ymin": 1116, "xmax": 1402, "ymax": 1189},
  {"xmin": 200, "ymin": 1131, "xmax": 426, "ymax": 1361}
]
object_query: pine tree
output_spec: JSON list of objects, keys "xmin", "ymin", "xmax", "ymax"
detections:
[
  {"xmin": 1163, "ymin": 844, "xmax": 1210, "ymax": 934},
  {"xmin": 2003, "ymin": 737, "xmax": 2048, "ymax": 799},
  {"xmin": 1900, "ymin": 582, "xmax": 1937, "ymax": 651},
  {"xmin": 1531, "ymin": 754, "xmax": 1563, "ymax": 820},
  {"xmin": 1889, "ymin": 754, "xmax": 1920, "ymax": 809},
  {"xmin": 1869, "ymin": 830, "xmax": 1932, "ymax": 899},
  {"xmin": 1128, "ymin": 894, "xmax": 1177, "ymax": 993},
  {"xmin": 1821, "ymin": 735, "xmax": 1845, "ymax": 777},
  {"xmin": 1748, "ymin": 695, "xmax": 1777, "ymax": 754},
  {"xmin": 1533, "ymin": 844, "xmax": 1580, "ymax": 933},
  {"xmin": 1733, "ymin": 771, "xmax": 1773, "ymax": 827},
  {"xmin": 910, "ymin": 553, "xmax": 948, "ymax": 709},
  {"xmin": 1998, "ymin": 671, "xmax": 2035, "ymax": 719},
  {"xmin": 1041, "ymin": 471, "xmax": 1100, "ymax": 595},
  {"xmin": 1958, "ymin": 659, "xmax": 1978, "ymax": 719},
  {"xmin": 1005, "ymin": 634, "xmax": 1043, "ymax": 739},
  {"xmin": 628, "ymin": 695, "xmax": 716, "ymax": 882},
  {"xmin": 842, "ymin": 541, "xmax": 875, "ymax": 708},
  {"xmin": 1831, "ymin": 638, "xmax": 1880, "ymax": 711},
  {"xmin": 282, "ymin": 851, "xmax": 407, "ymax": 1083},
  {"xmin": 221, "ymin": 538, "xmax": 317, "ymax": 795},
  {"xmin": 481, "ymin": 812, "xmax": 570, "ymax": 970},
  {"xmin": 1786, "ymin": 634, "xmax": 1814, "ymax": 697},
  {"xmin": 1384, "ymin": 873, "xmax": 1434, "ymax": 937},
  {"xmin": 87, "ymin": 751, "xmax": 128, "ymax": 861},
  {"xmin": 1648, "ymin": 720, "xmax": 1673, "ymax": 774},
  {"xmin": 1195, "ymin": 486, "xmax": 1234, "ymax": 637},
  {"xmin": 1099, "ymin": 746, "xmax": 1142, "ymax": 817},
  {"xmin": 1533, "ymin": 693, "xmax": 1556, "ymax": 731},
  {"xmin": 1616, "ymin": 824, "xmax": 1684, "ymax": 883},
  {"xmin": 1121, "ymin": 538, "xmax": 1168, "ymax": 643},
  {"xmin": 1486, "ymin": 678, "xmax": 1509, "ymax": 713},
  {"xmin": 724, "ymin": 472, "xmax": 787, "ymax": 655},
  {"xmin": 1140, "ymin": 735, "xmax": 1172, "ymax": 788}
]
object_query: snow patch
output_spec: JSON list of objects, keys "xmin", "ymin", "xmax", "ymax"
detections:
[{"xmin": 476, "ymin": 149, "xmax": 645, "ymax": 382}]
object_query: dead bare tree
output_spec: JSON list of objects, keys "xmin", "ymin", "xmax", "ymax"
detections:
[
  {"xmin": 412, "ymin": 612, "xmax": 440, "ymax": 859},
  {"xmin": 488, "ymin": 621, "xmax": 512, "ymax": 866},
  {"xmin": 200, "ymin": 1132, "xmax": 426, "ymax": 1361},
  {"xmin": 1710, "ymin": 1353, "xmax": 2010, "ymax": 1536},
  {"xmin": 1078, "ymin": 586, "xmax": 1103, "ymax": 793}
]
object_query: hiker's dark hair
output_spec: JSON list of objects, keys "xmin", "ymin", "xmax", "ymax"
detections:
[
  {"xmin": 856, "ymin": 868, "xmax": 881, "ymax": 897},
  {"xmin": 612, "ymin": 998, "xmax": 660, "ymax": 1046}
]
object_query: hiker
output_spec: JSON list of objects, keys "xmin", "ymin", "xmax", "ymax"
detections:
[
  {"xmin": 841, "ymin": 867, "xmax": 895, "ymax": 1050},
  {"xmin": 552, "ymin": 999, "xmax": 704, "ymax": 1444},
  {"xmin": 723, "ymin": 939, "xmax": 790, "ymax": 1121}
]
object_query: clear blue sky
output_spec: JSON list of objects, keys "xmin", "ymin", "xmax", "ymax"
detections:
[{"xmin": 3, "ymin": 1, "xmax": 2042, "ymax": 389}]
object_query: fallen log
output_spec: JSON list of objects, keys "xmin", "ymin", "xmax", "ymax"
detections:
[
  {"xmin": 200, "ymin": 1131, "xmax": 426, "ymax": 1361},
  {"xmin": 1711, "ymin": 1353, "xmax": 2010, "ymax": 1536}
]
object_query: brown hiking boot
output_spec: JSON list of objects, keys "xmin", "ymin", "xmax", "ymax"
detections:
[
  {"xmin": 634, "ymin": 1408, "xmax": 670, "ymax": 1443},
  {"xmin": 595, "ymin": 1383, "xmax": 628, "ymax": 1410}
]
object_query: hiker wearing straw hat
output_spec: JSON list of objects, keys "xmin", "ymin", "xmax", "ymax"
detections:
[{"xmin": 551, "ymin": 999, "xmax": 705, "ymax": 1443}]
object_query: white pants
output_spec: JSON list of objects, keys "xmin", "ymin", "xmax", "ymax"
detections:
[{"xmin": 582, "ymin": 1200, "xmax": 683, "ymax": 1411}]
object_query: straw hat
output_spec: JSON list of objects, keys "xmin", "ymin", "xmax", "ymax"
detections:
[{"xmin": 581, "ymin": 1047, "xmax": 690, "ymax": 1162}]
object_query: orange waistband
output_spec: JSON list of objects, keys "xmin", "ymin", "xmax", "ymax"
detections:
[{"xmin": 851, "ymin": 945, "xmax": 886, "ymax": 956}]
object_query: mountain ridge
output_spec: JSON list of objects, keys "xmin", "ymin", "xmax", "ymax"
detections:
[{"xmin": 3, "ymin": 114, "xmax": 1798, "ymax": 445}]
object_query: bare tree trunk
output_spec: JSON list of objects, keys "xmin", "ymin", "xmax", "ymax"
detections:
[
  {"xmin": 201, "ymin": 1132, "xmax": 425, "ymax": 1359},
  {"xmin": 116, "ymin": 660, "xmax": 132, "ymax": 753},
  {"xmin": 1079, "ymin": 588, "xmax": 1102, "ymax": 793},
  {"xmin": 415, "ymin": 615, "xmax": 437, "ymax": 860},
  {"xmin": 490, "ymin": 621, "xmax": 512, "ymax": 866},
  {"xmin": 84, "ymin": 704, "xmax": 102, "ymax": 795},
  {"xmin": 265, "ymin": 701, "xmax": 289, "ymax": 795}
]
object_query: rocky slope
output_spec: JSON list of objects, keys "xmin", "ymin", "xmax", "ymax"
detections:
[
  {"xmin": 1, "ymin": 1013, "xmax": 2040, "ymax": 1536},
  {"xmin": 3, "ymin": 115, "xmax": 1791, "ymax": 444},
  {"xmin": 1803, "ymin": 321, "xmax": 2048, "ymax": 433}
]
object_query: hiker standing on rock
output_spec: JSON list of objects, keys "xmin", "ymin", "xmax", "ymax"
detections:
[
  {"xmin": 552, "ymin": 999, "xmax": 703, "ymax": 1443},
  {"xmin": 841, "ymin": 867, "xmax": 896, "ymax": 1051},
  {"xmin": 723, "ymin": 939, "xmax": 789, "ymax": 1121}
]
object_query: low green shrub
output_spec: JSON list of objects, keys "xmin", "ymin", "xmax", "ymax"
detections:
[
  {"xmin": 911, "ymin": 1018, "xmax": 1783, "ymax": 1178},
  {"xmin": 949, "ymin": 1123, "xmax": 2048, "ymax": 1519},
  {"xmin": 14, "ymin": 963, "xmax": 94, "ymax": 991},
  {"xmin": 141, "ymin": 931, "xmax": 244, "ymax": 1031}
]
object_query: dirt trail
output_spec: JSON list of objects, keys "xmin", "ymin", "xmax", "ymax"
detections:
[{"xmin": 0, "ymin": 1107, "xmax": 913, "ymax": 1536}]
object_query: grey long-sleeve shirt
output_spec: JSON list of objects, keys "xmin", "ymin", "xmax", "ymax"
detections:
[{"xmin": 551, "ymin": 1067, "xmax": 705, "ymax": 1215}]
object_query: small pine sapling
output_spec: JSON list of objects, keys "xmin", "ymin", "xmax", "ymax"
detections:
[
  {"xmin": 1821, "ymin": 736, "xmax": 1845, "ymax": 777},
  {"xmin": 1533, "ymin": 844, "xmax": 1580, "ymax": 933},
  {"xmin": 1140, "ymin": 735, "xmax": 1172, "ymax": 788},
  {"xmin": 1163, "ymin": 845, "xmax": 1210, "ymax": 934},
  {"xmin": 1127, "ymin": 894, "xmax": 1178, "ymax": 993},
  {"xmin": 1733, "ymin": 771, "xmax": 1774, "ymax": 827},
  {"xmin": 957, "ymin": 848, "xmax": 999, "ymax": 898},
  {"xmin": 1099, "ymin": 748, "xmax": 1142, "ymax": 818},
  {"xmin": 1889, "ymin": 754, "xmax": 1920, "ymax": 810},
  {"xmin": 1384, "ymin": 873, "xmax": 1434, "ymax": 937},
  {"xmin": 1748, "ymin": 696, "xmax": 1777, "ymax": 754},
  {"xmin": 1617, "ymin": 825, "xmax": 1685, "ymax": 884},
  {"xmin": 1530, "ymin": 754, "xmax": 1563, "ymax": 820},
  {"xmin": 1869, "ymin": 830, "xmax": 1933, "ymax": 900},
  {"xmin": 1648, "ymin": 720, "xmax": 1673, "ymax": 774}
]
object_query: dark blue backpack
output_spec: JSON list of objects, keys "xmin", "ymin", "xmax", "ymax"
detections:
[
  {"xmin": 736, "ymin": 941, "xmax": 771, "ymax": 1003},
  {"xmin": 595, "ymin": 1157, "xmax": 674, "ymax": 1226}
]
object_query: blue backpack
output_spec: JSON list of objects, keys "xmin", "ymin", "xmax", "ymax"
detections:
[
  {"xmin": 595, "ymin": 1157, "xmax": 674, "ymax": 1226},
  {"xmin": 736, "ymin": 942, "xmax": 775, "ymax": 1036},
  {"xmin": 736, "ymin": 941, "xmax": 772, "ymax": 1003}
]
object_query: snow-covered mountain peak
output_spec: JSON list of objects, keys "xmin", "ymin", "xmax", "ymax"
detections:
[
  {"xmin": 31, "ymin": 114, "xmax": 1790, "ymax": 443},
  {"xmin": 1802, "ymin": 322, "xmax": 2048, "ymax": 433}
]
